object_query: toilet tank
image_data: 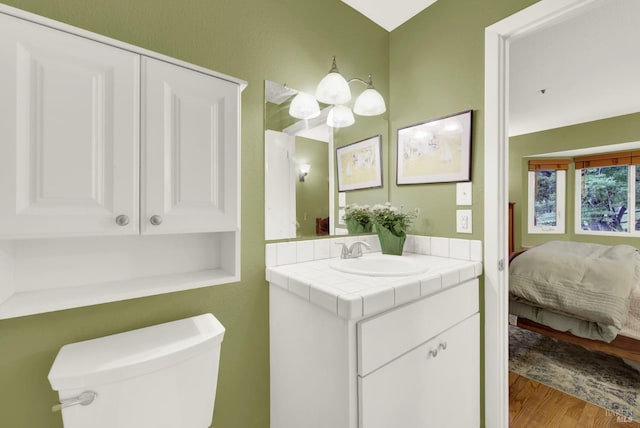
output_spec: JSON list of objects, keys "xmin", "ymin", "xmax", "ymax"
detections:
[{"xmin": 48, "ymin": 313, "xmax": 225, "ymax": 428}]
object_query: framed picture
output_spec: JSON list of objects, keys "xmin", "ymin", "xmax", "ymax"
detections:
[
  {"xmin": 396, "ymin": 110, "xmax": 473, "ymax": 185},
  {"xmin": 336, "ymin": 135, "xmax": 383, "ymax": 192}
]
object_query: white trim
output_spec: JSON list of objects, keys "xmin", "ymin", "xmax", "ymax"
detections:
[
  {"xmin": 484, "ymin": 1, "xmax": 598, "ymax": 426},
  {"xmin": 527, "ymin": 170, "xmax": 566, "ymax": 234}
]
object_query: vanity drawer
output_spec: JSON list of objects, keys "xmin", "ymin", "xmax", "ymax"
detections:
[{"xmin": 357, "ymin": 278, "xmax": 478, "ymax": 376}]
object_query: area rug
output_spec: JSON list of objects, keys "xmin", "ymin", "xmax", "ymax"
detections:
[{"xmin": 509, "ymin": 324, "xmax": 640, "ymax": 422}]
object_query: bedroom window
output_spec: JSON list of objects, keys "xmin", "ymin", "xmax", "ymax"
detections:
[
  {"xmin": 527, "ymin": 159, "xmax": 568, "ymax": 234},
  {"xmin": 574, "ymin": 151, "xmax": 640, "ymax": 236}
]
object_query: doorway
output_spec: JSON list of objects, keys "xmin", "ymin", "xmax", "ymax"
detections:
[{"xmin": 483, "ymin": 0, "xmax": 600, "ymax": 426}]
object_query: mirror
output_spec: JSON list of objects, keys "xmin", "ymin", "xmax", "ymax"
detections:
[
  {"xmin": 265, "ymin": 81, "xmax": 333, "ymax": 240},
  {"xmin": 264, "ymin": 80, "xmax": 390, "ymax": 240}
]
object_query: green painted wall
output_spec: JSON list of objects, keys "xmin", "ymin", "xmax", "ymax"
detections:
[
  {"xmin": 389, "ymin": 0, "xmax": 538, "ymax": 239},
  {"xmin": 510, "ymin": 112, "xmax": 640, "ymax": 250},
  {"xmin": 0, "ymin": 1, "xmax": 387, "ymax": 427}
]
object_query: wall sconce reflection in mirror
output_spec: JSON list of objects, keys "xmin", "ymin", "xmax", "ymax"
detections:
[
  {"xmin": 288, "ymin": 56, "xmax": 385, "ymax": 129},
  {"xmin": 299, "ymin": 163, "xmax": 311, "ymax": 182}
]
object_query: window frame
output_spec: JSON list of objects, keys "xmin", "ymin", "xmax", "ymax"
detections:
[{"xmin": 527, "ymin": 168, "xmax": 566, "ymax": 234}]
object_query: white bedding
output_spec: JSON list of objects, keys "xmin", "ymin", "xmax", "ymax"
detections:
[
  {"xmin": 620, "ymin": 281, "xmax": 640, "ymax": 340},
  {"xmin": 509, "ymin": 281, "xmax": 640, "ymax": 341}
]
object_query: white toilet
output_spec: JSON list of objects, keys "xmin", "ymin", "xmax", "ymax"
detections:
[{"xmin": 48, "ymin": 313, "xmax": 225, "ymax": 428}]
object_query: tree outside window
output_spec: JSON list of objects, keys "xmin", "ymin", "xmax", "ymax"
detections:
[
  {"xmin": 534, "ymin": 170, "xmax": 558, "ymax": 227},
  {"xmin": 579, "ymin": 166, "xmax": 629, "ymax": 232},
  {"xmin": 527, "ymin": 159, "xmax": 567, "ymax": 234}
]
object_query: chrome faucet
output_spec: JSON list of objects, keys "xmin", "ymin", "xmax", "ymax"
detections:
[{"xmin": 336, "ymin": 241, "xmax": 371, "ymax": 259}]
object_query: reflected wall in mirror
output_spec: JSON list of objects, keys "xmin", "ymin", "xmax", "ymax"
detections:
[
  {"xmin": 265, "ymin": 81, "xmax": 333, "ymax": 240},
  {"xmin": 264, "ymin": 80, "xmax": 391, "ymax": 241}
]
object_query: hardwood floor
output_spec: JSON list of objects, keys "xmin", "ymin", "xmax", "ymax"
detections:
[{"xmin": 509, "ymin": 372, "xmax": 640, "ymax": 428}]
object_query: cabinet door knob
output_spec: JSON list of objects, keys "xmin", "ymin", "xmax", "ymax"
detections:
[
  {"xmin": 438, "ymin": 342, "xmax": 448, "ymax": 351},
  {"xmin": 428, "ymin": 349, "xmax": 438, "ymax": 358},
  {"xmin": 115, "ymin": 215, "xmax": 129, "ymax": 226},
  {"xmin": 150, "ymin": 215, "xmax": 163, "ymax": 226}
]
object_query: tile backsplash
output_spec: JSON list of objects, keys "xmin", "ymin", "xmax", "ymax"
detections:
[{"xmin": 265, "ymin": 235, "xmax": 483, "ymax": 268}]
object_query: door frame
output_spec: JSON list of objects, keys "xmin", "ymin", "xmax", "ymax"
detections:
[{"xmin": 483, "ymin": 0, "xmax": 599, "ymax": 426}]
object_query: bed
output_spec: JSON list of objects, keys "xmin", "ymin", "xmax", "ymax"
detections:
[{"xmin": 509, "ymin": 240, "xmax": 640, "ymax": 364}]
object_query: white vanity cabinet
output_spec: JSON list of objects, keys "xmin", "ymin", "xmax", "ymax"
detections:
[
  {"xmin": 359, "ymin": 314, "xmax": 480, "ymax": 427},
  {"xmin": 0, "ymin": 5, "xmax": 245, "ymax": 319},
  {"xmin": 270, "ymin": 277, "xmax": 480, "ymax": 428}
]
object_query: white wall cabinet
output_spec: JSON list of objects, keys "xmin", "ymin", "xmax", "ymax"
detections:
[
  {"xmin": 0, "ymin": 12, "xmax": 240, "ymax": 239},
  {"xmin": 0, "ymin": 12, "xmax": 140, "ymax": 238},
  {"xmin": 270, "ymin": 279, "xmax": 480, "ymax": 428},
  {"xmin": 0, "ymin": 5, "xmax": 245, "ymax": 319},
  {"xmin": 142, "ymin": 57, "xmax": 239, "ymax": 235}
]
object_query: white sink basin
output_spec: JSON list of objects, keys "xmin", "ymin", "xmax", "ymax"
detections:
[{"xmin": 329, "ymin": 254, "xmax": 429, "ymax": 277}]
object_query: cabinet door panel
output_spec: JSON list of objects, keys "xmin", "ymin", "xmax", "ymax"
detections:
[
  {"xmin": 142, "ymin": 57, "xmax": 239, "ymax": 234},
  {"xmin": 359, "ymin": 314, "xmax": 479, "ymax": 428},
  {"xmin": 0, "ymin": 14, "xmax": 140, "ymax": 237}
]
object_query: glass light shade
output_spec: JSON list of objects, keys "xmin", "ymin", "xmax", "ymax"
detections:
[
  {"xmin": 353, "ymin": 88, "xmax": 386, "ymax": 116},
  {"xmin": 326, "ymin": 105, "xmax": 355, "ymax": 128},
  {"xmin": 289, "ymin": 92, "xmax": 320, "ymax": 119},
  {"xmin": 315, "ymin": 72, "xmax": 352, "ymax": 105}
]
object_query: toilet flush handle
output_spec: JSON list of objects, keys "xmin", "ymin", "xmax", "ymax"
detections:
[{"xmin": 52, "ymin": 391, "xmax": 97, "ymax": 412}]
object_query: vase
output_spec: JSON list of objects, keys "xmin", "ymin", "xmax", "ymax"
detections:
[
  {"xmin": 345, "ymin": 218, "xmax": 373, "ymax": 234},
  {"xmin": 376, "ymin": 225, "xmax": 406, "ymax": 255}
]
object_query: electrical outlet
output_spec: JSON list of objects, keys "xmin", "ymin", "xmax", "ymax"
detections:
[{"xmin": 456, "ymin": 209, "xmax": 472, "ymax": 233}]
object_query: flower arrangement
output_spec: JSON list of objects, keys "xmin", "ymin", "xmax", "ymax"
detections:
[
  {"xmin": 370, "ymin": 202, "xmax": 418, "ymax": 236},
  {"xmin": 370, "ymin": 203, "xmax": 419, "ymax": 255},
  {"xmin": 343, "ymin": 204, "xmax": 373, "ymax": 234}
]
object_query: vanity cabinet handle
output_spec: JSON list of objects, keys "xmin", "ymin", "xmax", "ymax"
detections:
[
  {"xmin": 115, "ymin": 215, "xmax": 129, "ymax": 226},
  {"xmin": 428, "ymin": 341, "xmax": 448, "ymax": 359},
  {"xmin": 150, "ymin": 215, "xmax": 163, "ymax": 226}
]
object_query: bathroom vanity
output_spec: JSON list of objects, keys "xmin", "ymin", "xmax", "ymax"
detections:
[{"xmin": 267, "ymin": 236, "xmax": 481, "ymax": 428}]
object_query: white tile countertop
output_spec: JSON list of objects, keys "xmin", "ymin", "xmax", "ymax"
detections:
[{"xmin": 266, "ymin": 235, "xmax": 483, "ymax": 320}]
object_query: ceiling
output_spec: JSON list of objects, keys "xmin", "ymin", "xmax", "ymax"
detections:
[
  {"xmin": 509, "ymin": 0, "xmax": 640, "ymax": 136},
  {"xmin": 340, "ymin": 0, "xmax": 438, "ymax": 31},
  {"xmin": 344, "ymin": 0, "xmax": 640, "ymax": 137}
]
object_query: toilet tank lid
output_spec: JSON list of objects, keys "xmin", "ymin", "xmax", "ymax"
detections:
[{"xmin": 48, "ymin": 313, "xmax": 225, "ymax": 391}]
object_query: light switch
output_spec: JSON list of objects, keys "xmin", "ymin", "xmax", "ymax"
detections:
[
  {"xmin": 456, "ymin": 210, "xmax": 472, "ymax": 234},
  {"xmin": 456, "ymin": 182, "xmax": 472, "ymax": 206},
  {"xmin": 338, "ymin": 209, "xmax": 346, "ymax": 225},
  {"xmin": 338, "ymin": 192, "xmax": 346, "ymax": 208}
]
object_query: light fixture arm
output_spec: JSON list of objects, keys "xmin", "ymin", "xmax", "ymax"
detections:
[
  {"xmin": 328, "ymin": 56, "xmax": 341, "ymax": 74},
  {"xmin": 348, "ymin": 74, "xmax": 375, "ymax": 88}
]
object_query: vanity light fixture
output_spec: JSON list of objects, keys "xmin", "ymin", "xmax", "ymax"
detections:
[
  {"xmin": 289, "ymin": 91, "xmax": 321, "ymax": 120},
  {"xmin": 327, "ymin": 105, "xmax": 355, "ymax": 128},
  {"xmin": 352, "ymin": 74, "xmax": 386, "ymax": 116},
  {"xmin": 290, "ymin": 56, "xmax": 386, "ymax": 128},
  {"xmin": 299, "ymin": 163, "xmax": 311, "ymax": 182}
]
